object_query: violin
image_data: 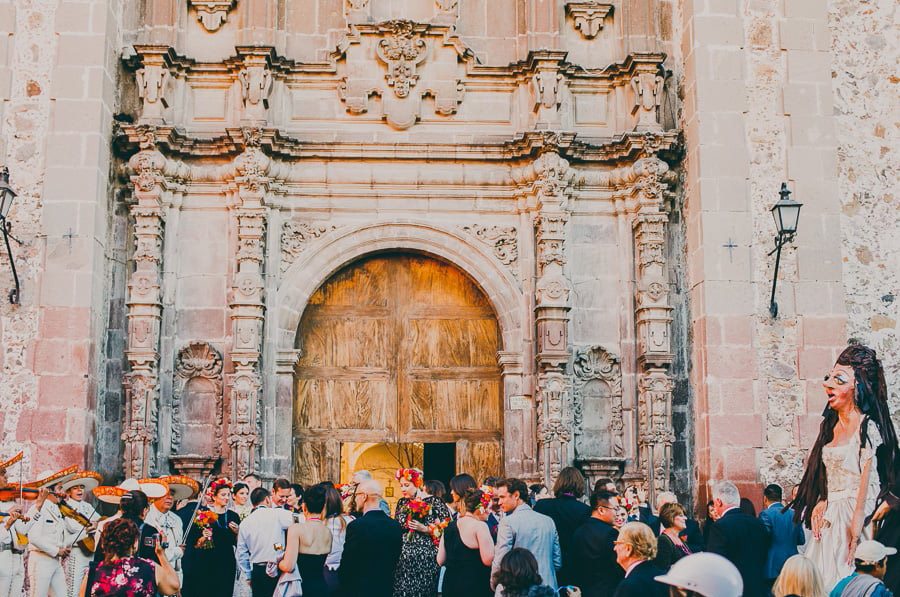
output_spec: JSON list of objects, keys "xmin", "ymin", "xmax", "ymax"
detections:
[
  {"xmin": 0, "ymin": 511, "xmax": 30, "ymax": 546},
  {"xmin": 0, "ymin": 486, "xmax": 40, "ymax": 502},
  {"xmin": 58, "ymin": 501, "xmax": 98, "ymax": 556}
]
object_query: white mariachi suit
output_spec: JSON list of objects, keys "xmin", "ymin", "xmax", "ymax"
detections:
[
  {"xmin": 26, "ymin": 501, "xmax": 67, "ymax": 597},
  {"xmin": 61, "ymin": 500, "xmax": 98, "ymax": 597},
  {"xmin": 144, "ymin": 505, "xmax": 184, "ymax": 582},
  {"xmin": 0, "ymin": 501, "xmax": 29, "ymax": 597}
]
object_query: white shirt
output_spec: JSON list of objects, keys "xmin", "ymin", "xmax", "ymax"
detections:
[
  {"xmin": 144, "ymin": 505, "xmax": 184, "ymax": 568},
  {"xmin": 26, "ymin": 501, "xmax": 66, "ymax": 557},
  {"xmin": 325, "ymin": 515, "xmax": 354, "ymax": 569},
  {"xmin": 0, "ymin": 500, "xmax": 28, "ymax": 552},
  {"xmin": 236, "ymin": 506, "xmax": 296, "ymax": 578}
]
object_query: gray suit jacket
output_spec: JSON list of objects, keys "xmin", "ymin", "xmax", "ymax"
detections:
[{"xmin": 491, "ymin": 503, "xmax": 562, "ymax": 591}]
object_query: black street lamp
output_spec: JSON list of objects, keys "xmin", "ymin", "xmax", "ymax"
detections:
[
  {"xmin": 768, "ymin": 182, "xmax": 802, "ymax": 318},
  {"xmin": 0, "ymin": 166, "xmax": 20, "ymax": 304}
]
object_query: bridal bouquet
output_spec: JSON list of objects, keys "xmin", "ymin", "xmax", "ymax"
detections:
[
  {"xmin": 194, "ymin": 510, "xmax": 218, "ymax": 550},
  {"xmin": 404, "ymin": 498, "xmax": 431, "ymax": 539}
]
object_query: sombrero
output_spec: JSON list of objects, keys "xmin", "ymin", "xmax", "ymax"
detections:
[
  {"xmin": 61, "ymin": 471, "xmax": 103, "ymax": 493},
  {"xmin": 0, "ymin": 452, "xmax": 23, "ymax": 471},
  {"xmin": 94, "ymin": 478, "xmax": 168, "ymax": 504},
  {"xmin": 156, "ymin": 476, "xmax": 199, "ymax": 501},
  {"xmin": 25, "ymin": 465, "xmax": 79, "ymax": 489}
]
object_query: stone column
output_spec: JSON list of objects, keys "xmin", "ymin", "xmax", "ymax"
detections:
[
  {"xmin": 532, "ymin": 152, "xmax": 574, "ymax": 483},
  {"xmin": 123, "ymin": 132, "xmax": 167, "ymax": 478},
  {"xmin": 226, "ymin": 129, "xmax": 269, "ymax": 478},
  {"xmin": 631, "ymin": 154, "xmax": 675, "ymax": 499}
]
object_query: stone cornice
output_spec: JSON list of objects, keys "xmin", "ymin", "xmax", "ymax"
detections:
[{"xmin": 117, "ymin": 126, "xmax": 680, "ymax": 165}]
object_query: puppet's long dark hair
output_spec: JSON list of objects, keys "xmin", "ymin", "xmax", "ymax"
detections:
[{"xmin": 788, "ymin": 343, "xmax": 897, "ymax": 527}]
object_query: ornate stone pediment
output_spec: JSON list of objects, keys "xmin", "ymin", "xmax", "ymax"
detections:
[{"xmin": 336, "ymin": 21, "xmax": 471, "ymax": 129}]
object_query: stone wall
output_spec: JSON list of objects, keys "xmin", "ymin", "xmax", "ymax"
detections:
[
  {"xmin": 0, "ymin": 0, "xmax": 125, "ymax": 478},
  {"xmin": 830, "ymin": 0, "xmax": 899, "ymax": 411}
]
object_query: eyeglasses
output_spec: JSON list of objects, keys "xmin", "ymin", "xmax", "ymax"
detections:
[
  {"xmin": 596, "ymin": 505, "xmax": 616, "ymax": 512},
  {"xmin": 824, "ymin": 372, "xmax": 851, "ymax": 385}
]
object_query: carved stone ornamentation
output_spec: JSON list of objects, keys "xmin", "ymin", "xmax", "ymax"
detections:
[
  {"xmin": 376, "ymin": 21, "xmax": 428, "ymax": 99},
  {"xmin": 535, "ymin": 371, "xmax": 572, "ymax": 479},
  {"xmin": 189, "ymin": 0, "xmax": 237, "ymax": 32},
  {"xmin": 238, "ymin": 53, "xmax": 273, "ymax": 123},
  {"xmin": 346, "ymin": 0, "xmax": 368, "ymax": 9},
  {"xmin": 573, "ymin": 346, "xmax": 625, "ymax": 458},
  {"xmin": 227, "ymin": 370, "xmax": 261, "ymax": 478},
  {"xmin": 172, "ymin": 342, "xmax": 224, "ymax": 458},
  {"xmin": 565, "ymin": 2, "xmax": 614, "ymax": 39},
  {"xmin": 435, "ymin": 0, "xmax": 458, "ymax": 10},
  {"xmin": 631, "ymin": 69, "xmax": 666, "ymax": 131},
  {"xmin": 281, "ymin": 221, "xmax": 336, "ymax": 274},
  {"xmin": 532, "ymin": 70, "xmax": 564, "ymax": 112},
  {"xmin": 460, "ymin": 225, "xmax": 518, "ymax": 278},
  {"xmin": 133, "ymin": 47, "xmax": 171, "ymax": 125},
  {"xmin": 637, "ymin": 369, "xmax": 675, "ymax": 495}
]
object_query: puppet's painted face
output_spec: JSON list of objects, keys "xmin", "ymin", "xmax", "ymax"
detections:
[{"xmin": 824, "ymin": 363, "xmax": 856, "ymax": 412}]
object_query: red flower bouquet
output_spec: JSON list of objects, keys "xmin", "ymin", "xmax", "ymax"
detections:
[
  {"xmin": 194, "ymin": 510, "xmax": 218, "ymax": 550},
  {"xmin": 404, "ymin": 498, "xmax": 431, "ymax": 539}
]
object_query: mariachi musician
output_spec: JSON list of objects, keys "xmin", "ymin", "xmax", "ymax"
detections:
[
  {"xmin": 93, "ymin": 478, "xmax": 168, "ymax": 563},
  {"xmin": 25, "ymin": 466, "xmax": 79, "ymax": 597},
  {"xmin": 145, "ymin": 476, "xmax": 198, "ymax": 586},
  {"xmin": 0, "ymin": 452, "xmax": 37, "ymax": 597},
  {"xmin": 59, "ymin": 470, "xmax": 102, "ymax": 597}
]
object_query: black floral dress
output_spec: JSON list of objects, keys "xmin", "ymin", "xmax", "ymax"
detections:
[{"xmin": 392, "ymin": 495, "xmax": 452, "ymax": 597}]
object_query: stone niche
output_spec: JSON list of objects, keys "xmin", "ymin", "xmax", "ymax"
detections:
[
  {"xmin": 170, "ymin": 342, "xmax": 224, "ymax": 477},
  {"xmin": 573, "ymin": 345, "xmax": 626, "ymax": 482}
]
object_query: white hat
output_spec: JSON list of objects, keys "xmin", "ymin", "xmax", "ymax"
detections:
[
  {"xmin": 61, "ymin": 471, "xmax": 103, "ymax": 493},
  {"xmin": 856, "ymin": 540, "xmax": 898, "ymax": 564},
  {"xmin": 94, "ymin": 478, "xmax": 168, "ymax": 504},
  {"xmin": 655, "ymin": 553, "xmax": 743, "ymax": 597},
  {"xmin": 26, "ymin": 466, "xmax": 79, "ymax": 489}
]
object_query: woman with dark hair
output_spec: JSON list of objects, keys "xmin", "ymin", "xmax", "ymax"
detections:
[
  {"xmin": 492, "ymin": 547, "xmax": 555, "ymax": 597},
  {"xmin": 231, "ymin": 482, "xmax": 252, "ymax": 520},
  {"xmin": 701, "ymin": 499, "xmax": 718, "ymax": 547},
  {"xmin": 281, "ymin": 483, "xmax": 332, "ymax": 597},
  {"xmin": 739, "ymin": 497, "xmax": 757, "ymax": 517},
  {"xmin": 438, "ymin": 488, "xmax": 494, "ymax": 596},
  {"xmin": 425, "ymin": 480, "xmax": 447, "ymax": 502},
  {"xmin": 533, "ymin": 466, "xmax": 591, "ymax": 586},
  {"xmin": 787, "ymin": 343, "xmax": 898, "ymax": 589},
  {"xmin": 321, "ymin": 482, "xmax": 353, "ymax": 594},
  {"xmin": 449, "ymin": 474, "xmax": 478, "ymax": 519},
  {"xmin": 94, "ymin": 490, "xmax": 160, "ymax": 564},
  {"xmin": 84, "ymin": 517, "xmax": 180, "ymax": 597},
  {"xmin": 181, "ymin": 478, "xmax": 241, "ymax": 597}
]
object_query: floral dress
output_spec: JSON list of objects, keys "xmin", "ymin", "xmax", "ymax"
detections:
[
  {"xmin": 90, "ymin": 556, "xmax": 156, "ymax": 597},
  {"xmin": 392, "ymin": 495, "xmax": 452, "ymax": 597}
]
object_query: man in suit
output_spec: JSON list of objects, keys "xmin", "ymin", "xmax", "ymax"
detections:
[
  {"xmin": 706, "ymin": 480, "xmax": 771, "ymax": 597},
  {"xmin": 236, "ymin": 488, "xmax": 296, "ymax": 597},
  {"xmin": 534, "ymin": 466, "xmax": 592, "ymax": 586},
  {"xmin": 611, "ymin": 522, "xmax": 668, "ymax": 597},
  {"xmin": 491, "ymin": 477, "xmax": 562, "ymax": 591},
  {"xmin": 759, "ymin": 483, "xmax": 804, "ymax": 590},
  {"xmin": 570, "ymin": 489, "xmax": 624, "ymax": 597},
  {"xmin": 339, "ymin": 478, "xmax": 403, "ymax": 597}
]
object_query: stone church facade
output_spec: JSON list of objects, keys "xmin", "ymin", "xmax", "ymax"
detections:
[{"xmin": 0, "ymin": 0, "xmax": 896, "ymax": 508}]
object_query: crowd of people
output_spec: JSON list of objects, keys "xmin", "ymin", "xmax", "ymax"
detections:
[{"xmin": 0, "ymin": 343, "xmax": 897, "ymax": 597}]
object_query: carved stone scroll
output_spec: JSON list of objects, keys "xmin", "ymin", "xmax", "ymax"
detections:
[
  {"xmin": 529, "ymin": 52, "xmax": 568, "ymax": 127},
  {"xmin": 172, "ymin": 342, "xmax": 224, "ymax": 460},
  {"xmin": 189, "ymin": 0, "xmax": 237, "ymax": 32},
  {"xmin": 631, "ymin": 65, "xmax": 666, "ymax": 132},
  {"xmin": 573, "ymin": 345, "xmax": 625, "ymax": 459},
  {"xmin": 281, "ymin": 221, "xmax": 335, "ymax": 274},
  {"xmin": 133, "ymin": 46, "xmax": 171, "ymax": 125},
  {"xmin": 565, "ymin": 3, "xmax": 614, "ymax": 39},
  {"xmin": 376, "ymin": 21, "xmax": 428, "ymax": 99},
  {"xmin": 460, "ymin": 225, "xmax": 519, "ymax": 279},
  {"xmin": 238, "ymin": 50, "xmax": 273, "ymax": 123}
]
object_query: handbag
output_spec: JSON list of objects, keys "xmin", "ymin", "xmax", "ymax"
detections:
[{"xmin": 272, "ymin": 563, "xmax": 303, "ymax": 597}]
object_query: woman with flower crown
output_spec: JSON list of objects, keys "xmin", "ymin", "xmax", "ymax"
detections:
[
  {"xmin": 181, "ymin": 477, "xmax": 241, "ymax": 597},
  {"xmin": 392, "ymin": 468, "xmax": 452, "ymax": 597},
  {"xmin": 438, "ymin": 487, "xmax": 495, "ymax": 596}
]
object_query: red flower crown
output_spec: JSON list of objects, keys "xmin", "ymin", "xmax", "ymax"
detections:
[
  {"xmin": 206, "ymin": 477, "xmax": 233, "ymax": 502},
  {"xmin": 395, "ymin": 468, "xmax": 424, "ymax": 488}
]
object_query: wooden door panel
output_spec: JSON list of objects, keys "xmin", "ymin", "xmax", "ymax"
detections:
[
  {"xmin": 296, "ymin": 378, "xmax": 390, "ymax": 431},
  {"xmin": 457, "ymin": 440, "xmax": 502, "ymax": 485}
]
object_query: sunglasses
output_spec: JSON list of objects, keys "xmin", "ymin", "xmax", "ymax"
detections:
[{"xmin": 824, "ymin": 372, "xmax": 851, "ymax": 385}]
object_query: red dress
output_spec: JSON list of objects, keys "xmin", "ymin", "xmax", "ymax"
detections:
[{"xmin": 90, "ymin": 556, "xmax": 156, "ymax": 597}]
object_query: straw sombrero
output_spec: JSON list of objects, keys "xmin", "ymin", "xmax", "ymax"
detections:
[
  {"xmin": 94, "ymin": 478, "xmax": 168, "ymax": 504},
  {"xmin": 156, "ymin": 476, "xmax": 199, "ymax": 502},
  {"xmin": 25, "ymin": 465, "xmax": 79, "ymax": 489},
  {"xmin": 61, "ymin": 471, "xmax": 103, "ymax": 493},
  {"xmin": 0, "ymin": 452, "xmax": 23, "ymax": 471}
]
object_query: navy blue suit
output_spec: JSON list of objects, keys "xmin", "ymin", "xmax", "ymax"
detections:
[
  {"xmin": 759, "ymin": 502, "xmax": 805, "ymax": 580},
  {"xmin": 707, "ymin": 508, "xmax": 771, "ymax": 597}
]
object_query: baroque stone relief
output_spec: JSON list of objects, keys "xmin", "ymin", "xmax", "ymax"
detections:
[
  {"xmin": 565, "ymin": 2, "xmax": 614, "ymax": 39},
  {"xmin": 281, "ymin": 221, "xmax": 337, "ymax": 274},
  {"xmin": 171, "ymin": 342, "xmax": 224, "ymax": 457},
  {"xmin": 188, "ymin": 0, "xmax": 237, "ymax": 32},
  {"xmin": 460, "ymin": 225, "xmax": 519, "ymax": 280},
  {"xmin": 572, "ymin": 345, "xmax": 625, "ymax": 458}
]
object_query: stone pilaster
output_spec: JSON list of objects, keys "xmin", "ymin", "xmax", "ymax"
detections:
[
  {"xmin": 532, "ymin": 151, "xmax": 574, "ymax": 482},
  {"xmin": 631, "ymin": 154, "xmax": 675, "ymax": 498},
  {"xmin": 123, "ymin": 134, "xmax": 167, "ymax": 478},
  {"xmin": 226, "ymin": 129, "xmax": 268, "ymax": 477}
]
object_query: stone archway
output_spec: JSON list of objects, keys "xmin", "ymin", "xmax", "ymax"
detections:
[{"xmin": 291, "ymin": 252, "xmax": 503, "ymax": 485}]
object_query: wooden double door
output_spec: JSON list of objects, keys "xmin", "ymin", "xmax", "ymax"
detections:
[{"xmin": 293, "ymin": 253, "xmax": 503, "ymax": 484}]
